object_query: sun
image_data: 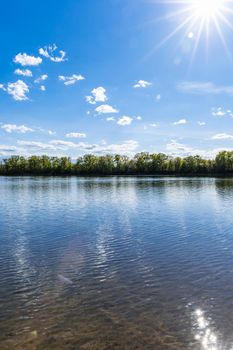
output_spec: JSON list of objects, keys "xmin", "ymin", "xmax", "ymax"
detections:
[
  {"xmin": 153, "ymin": 0, "xmax": 233, "ymax": 60},
  {"xmin": 191, "ymin": 0, "xmax": 225, "ymax": 20}
]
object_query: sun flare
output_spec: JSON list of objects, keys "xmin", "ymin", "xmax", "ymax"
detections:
[
  {"xmin": 154, "ymin": 0, "xmax": 233, "ymax": 60},
  {"xmin": 191, "ymin": 0, "xmax": 225, "ymax": 20}
]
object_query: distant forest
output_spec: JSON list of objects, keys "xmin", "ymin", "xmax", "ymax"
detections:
[{"xmin": 0, "ymin": 151, "xmax": 233, "ymax": 176}]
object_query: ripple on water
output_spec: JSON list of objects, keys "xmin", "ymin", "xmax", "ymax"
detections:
[{"xmin": 0, "ymin": 177, "xmax": 233, "ymax": 349}]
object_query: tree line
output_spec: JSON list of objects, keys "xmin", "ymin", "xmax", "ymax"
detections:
[{"xmin": 0, "ymin": 151, "xmax": 233, "ymax": 176}]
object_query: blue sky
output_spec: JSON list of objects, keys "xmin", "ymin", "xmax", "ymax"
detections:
[{"xmin": 1, "ymin": 0, "xmax": 233, "ymax": 158}]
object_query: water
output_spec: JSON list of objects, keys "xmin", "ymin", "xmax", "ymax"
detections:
[{"xmin": 0, "ymin": 176, "xmax": 233, "ymax": 350}]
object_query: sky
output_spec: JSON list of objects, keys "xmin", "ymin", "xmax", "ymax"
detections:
[{"xmin": 1, "ymin": 0, "xmax": 233, "ymax": 159}]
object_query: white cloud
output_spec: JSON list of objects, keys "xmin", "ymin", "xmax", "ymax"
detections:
[
  {"xmin": 212, "ymin": 107, "xmax": 225, "ymax": 117},
  {"xmin": 133, "ymin": 80, "xmax": 152, "ymax": 88},
  {"xmin": 198, "ymin": 121, "xmax": 206, "ymax": 126},
  {"xmin": 39, "ymin": 44, "xmax": 67, "ymax": 63},
  {"xmin": 86, "ymin": 86, "xmax": 107, "ymax": 104},
  {"xmin": 50, "ymin": 140, "xmax": 95, "ymax": 150},
  {"xmin": 14, "ymin": 68, "xmax": 32, "ymax": 77},
  {"xmin": 3, "ymin": 139, "xmax": 138, "ymax": 157},
  {"xmin": 17, "ymin": 140, "xmax": 57, "ymax": 151},
  {"xmin": 166, "ymin": 140, "xmax": 223, "ymax": 159},
  {"xmin": 40, "ymin": 85, "xmax": 46, "ymax": 91},
  {"xmin": 212, "ymin": 133, "xmax": 233, "ymax": 140},
  {"xmin": 95, "ymin": 104, "xmax": 119, "ymax": 114},
  {"xmin": 136, "ymin": 116, "xmax": 142, "ymax": 120},
  {"xmin": 1, "ymin": 124, "xmax": 34, "ymax": 133},
  {"xmin": 106, "ymin": 117, "xmax": 115, "ymax": 122},
  {"xmin": 156, "ymin": 94, "xmax": 161, "ymax": 101},
  {"xmin": 59, "ymin": 74, "xmax": 85, "ymax": 86},
  {"xmin": 166, "ymin": 141, "xmax": 191, "ymax": 155},
  {"xmin": 66, "ymin": 132, "xmax": 87, "ymax": 138},
  {"xmin": 150, "ymin": 123, "xmax": 158, "ymax": 127},
  {"xmin": 100, "ymin": 140, "xmax": 138, "ymax": 154},
  {"xmin": 49, "ymin": 139, "xmax": 139, "ymax": 155},
  {"xmin": 48, "ymin": 130, "xmax": 56, "ymax": 135},
  {"xmin": 173, "ymin": 118, "xmax": 187, "ymax": 125},
  {"xmin": 177, "ymin": 81, "xmax": 233, "ymax": 95},
  {"xmin": 86, "ymin": 96, "xmax": 95, "ymax": 105},
  {"xmin": 212, "ymin": 107, "xmax": 233, "ymax": 118},
  {"xmin": 0, "ymin": 80, "xmax": 29, "ymax": 101},
  {"xmin": 0, "ymin": 144, "xmax": 18, "ymax": 156},
  {"xmin": 34, "ymin": 74, "xmax": 48, "ymax": 83},
  {"xmin": 37, "ymin": 128, "xmax": 56, "ymax": 136},
  {"xmin": 14, "ymin": 53, "xmax": 42, "ymax": 66},
  {"xmin": 51, "ymin": 50, "xmax": 66, "ymax": 63},
  {"xmin": 117, "ymin": 116, "xmax": 133, "ymax": 126}
]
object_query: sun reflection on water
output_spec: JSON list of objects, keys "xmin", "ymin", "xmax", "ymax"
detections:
[{"xmin": 193, "ymin": 308, "xmax": 218, "ymax": 350}]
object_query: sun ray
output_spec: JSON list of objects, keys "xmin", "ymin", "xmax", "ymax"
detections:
[
  {"xmin": 204, "ymin": 17, "xmax": 210, "ymax": 63},
  {"xmin": 221, "ymin": 4, "xmax": 233, "ymax": 15},
  {"xmin": 213, "ymin": 14, "xmax": 232, "ymax": 60},
  {"xmin": 190, "ymin": 18, "xmax": 205, "ymax": 66},
  {"xmin": 217, "ymin": 10, "xmax": 233, "ymax": 30},
  {"xmin": 135, "ymin": 2, "xmax": 193, "ymax": 34},
  {"xmin": 156, "ymin": 5, "xmax": 193, "ymax": 21},
  {"xmin": 137, "ymin": 6, "xmax": 191, "ymax": 31},
  {"xmin": 142, "ymin": 12, "xmax": 195, "ymax": 62},
  {"xmin": 153, "ymin": 0, "xmax": 233, "ymax": 63},
  {"xmin": 155, "ymin": 14, "xmax": 194, "ymax": 49}
]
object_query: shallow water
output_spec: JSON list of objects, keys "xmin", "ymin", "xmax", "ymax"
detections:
[{"xmin": 0, "ymin": 176, "xmax": 233, "ymax": 349}]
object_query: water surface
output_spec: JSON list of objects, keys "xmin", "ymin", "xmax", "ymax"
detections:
[{"xmin": 0, "ymin": 176, "xmax": 233, "ymax": 350}]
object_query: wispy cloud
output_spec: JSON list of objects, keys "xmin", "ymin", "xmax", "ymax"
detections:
[
  {"xmin": 198, "ymin": 121, "xmax": 206, "ymax": 126},
  {"xmin": 37, "ymin": 128, "xmax": 56, "ymax": 136},
  {"xmin": 212, "ymin": 133, "xmax": 233, "ymax": 140},
  {"xmin": 66, "ymin": 132, "xmax": 87, "ymax": 138},
  {"xmin": 101, "ymin": 140, "xmax": 138, "ymax": 154},
  {"xmin": 0, "ymin": 80, "xmax": 29, "ymax": 101},
  {"xmin": 86, "ymin": 86, "xmax": 107, "ymax": 104},
  {"xmin": 173, "ymin": 118, "xmax": 187, "ymax": 125},
  {"xmin": 39, "ymin": 44, "xmax": 67, "ymax": 63},
  {"xmin": 212, "ymin": 107, "xmax": 233, "ymax": 118},
  {"xmin": 58, "ymin": 74, "xmax": 85, "ymax": 86},
  {"xmin": 166, "ymin": 140, "xmax": 191, "ymax": 155},
  {"xmin": 34, "ymin": 74, "xmax": 48, "ymax": 83},
  {"xmin": 177, "ymin": 81, "xmax": 233, "ymax": 95},
  {"xmin": 1, "ymin": 123, "xmax": 34, "ymax": 133},
  {"xmin": 95, "ymin": 104, "xmax": 119, "ymax": 114},
  {"xmin": 48, "ymin": 130, "xmax": 56, "ymax": 135},
  {"xmin": 0, "ymin": 145, "xmax": 18, "ymax": 156},
  {"xmin": 17, "ymin": 140, "xmax": 57, "ymax": 151},
  {"xmin": 14, "ymin": 69, "xmax": 32, "ymax": 77},
  {"xmin": 133, "ymin": 80, "xmax": 152, "ymax": 88},
  {"xmin": 14, "ymin": 53, "xmax": 42, "ymax": 66},
  {"xmin": 49, "ymin": 140, "xmax": 93, "ymax": 149},
  {"xmin": 166, "ymin": 140, "xmax": 225, "ymax": 159},
  {"xmin": 106, "ymin": 117, "xmax": 115, "ymax": 122},
  {"xmin": 14, "ymin": 139, "xmax": 138, "ymax": 156},
  {"xmin": 117, "ymin": 116, "xmax": 133, "ymax": 126}
]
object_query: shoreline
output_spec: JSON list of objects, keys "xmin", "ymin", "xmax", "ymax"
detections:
[{"xmin": 1, "ymin": 174, "xmax": 233, "ymax": 178}]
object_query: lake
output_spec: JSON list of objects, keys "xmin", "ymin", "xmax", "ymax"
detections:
[{"xmin": 0, "ymin": 176, "xmax": 233, "ymax": 350}]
